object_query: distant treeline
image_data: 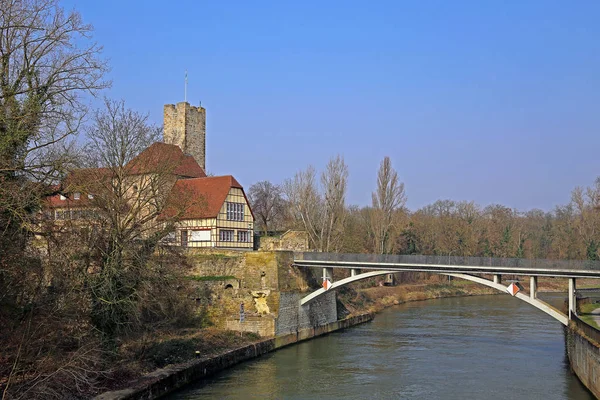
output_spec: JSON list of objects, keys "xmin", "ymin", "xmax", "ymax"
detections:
[{"xmin": 249, "ymin": 158, "xmax": 600, "ymax": 261}]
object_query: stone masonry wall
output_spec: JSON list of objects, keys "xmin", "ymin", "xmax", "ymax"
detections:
[
  {"xmin": 566, "ymin": 323, "xmax": 600, "ymax": 398},
  {"xmin": 186, "ymin": 249, "xmax": 337, "ymax": 337},
  {"xmin": 163, "ymin": 104, "xmax": 184, "ymax": 151},
  {"xmin": 187, "ymin": 249, "xmax": 245, "ymax": 277},
  {"xmin": 225, "ymin": 315, "xmax": 275, "ymax": 337},
  {"xmin": 163, "ymin": 102, "xmax": 206, "ymax": 171},
  {"xmin": 275, "ymin": 291, "xmax": 337, "ymax": 336},
  {"xmin": 186, "ymin": 250, "xmax": 289, "ymax": 330},
  {"xmin": 259, "ymin": 230, "xmax": 310, "ymax": 252},
  {"xmin": 184, "ymin": 104, "xmax": 205, "ymax": 171}
]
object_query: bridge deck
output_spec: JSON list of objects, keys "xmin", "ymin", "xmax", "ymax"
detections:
[{"xmin": 293, "ymin": 253, "xmax": 600, "ymax": 279}]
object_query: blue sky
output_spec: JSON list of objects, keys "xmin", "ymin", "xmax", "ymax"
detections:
[{"xmin": 65, "ymin": 0, "xmax": 600, "ymax": 211}]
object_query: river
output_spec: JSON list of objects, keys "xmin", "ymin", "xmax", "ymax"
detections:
[{"xmin": 168, "ymin": 293, "xmax": 594, "ymax": 400}]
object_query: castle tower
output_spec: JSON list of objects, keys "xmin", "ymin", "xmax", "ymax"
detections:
[{"xmin": 163, "ymin": 102, "xmax": 206, "ymax": 171}]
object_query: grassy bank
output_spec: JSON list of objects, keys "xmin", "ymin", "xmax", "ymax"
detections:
[
  {"xmin": 578, "ymin": 303, "xmax": 600, "ymax": 329},
  {"xmin": 338, "ymin": 278, "xmax": 497, "ymax": 316},
  {"xmin": 97, "ymin": 329, "xmax": 262, "ymax": 395}
]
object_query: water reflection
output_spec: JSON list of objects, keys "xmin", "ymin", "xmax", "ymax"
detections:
[{"xmin": 169, "ymin": 294, "xmax": 593, "ymax": 400}]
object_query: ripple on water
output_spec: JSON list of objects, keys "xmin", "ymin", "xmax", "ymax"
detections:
[{"xmin": 167, "ymin": 295, "xmax": 594, "ymax": 400}]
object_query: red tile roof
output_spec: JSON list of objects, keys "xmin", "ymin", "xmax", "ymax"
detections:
[
  {"xmin": 45, "ymin": 168, "xmax": 111, "ymax": 208},
  {"xmin": 44, "ymin": 143, "xmax": 253, "ymax": 224},
  {"xmin": 126, "ymin": 142, "xmax": 206, "ymax": 178},
  {"xmin": 45, "ymin": 143, "xmax": 206, "ymax": 208},
  {"xmin": 161, "ymin": 175, "xmax": 253, "ymax": 220}
]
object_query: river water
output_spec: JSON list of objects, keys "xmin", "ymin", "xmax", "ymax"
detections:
[{"xmin": 169, "ymin": 294, "xmax": 594, "ymax": 400}]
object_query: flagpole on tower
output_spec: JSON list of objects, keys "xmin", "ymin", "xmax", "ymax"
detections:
[{"xmin": 184, "ymin": 70, "xmax": 188, "ymax": 103}]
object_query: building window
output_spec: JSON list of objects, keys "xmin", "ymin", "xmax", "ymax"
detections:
[
  {"xmin": 238, "ymin": 231, "xmax": 250, "ymax": 242},
  {"xmin": 219, "ymin": 229, "xmax": 234, "ymax": 242},
  {"xmin": 190, "ymin": 230, "xmax": 211, "ymax": 242},
  {"xmin": 74, "ymin": 192, "xmax": 80, "ymax": 200},
  {"xmin": 59, "ymin": 195, "xmax": 66, "ymax": 201},
  {"xmin": 162, "ymin": 232, "xmax": 176, "ymax": 243},
  {"xmin": 226, "ymin": 202, "xmax": 244, "ymax": 221},
  {"xmin": 88, "ymin": 194, "xmax": 94, "ymax": 199},
  {"xmin": 181, "ymin": 230, "xmax": 188, "ymax": 247},
  {"xmin": 82, "ymin": 209, "xmax": 99, "ymax": 219}
]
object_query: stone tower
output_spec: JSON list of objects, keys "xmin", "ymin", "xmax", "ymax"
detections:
[{"xmin": 163, "ymin": 102, "xmax": 206, "ymax": 171}]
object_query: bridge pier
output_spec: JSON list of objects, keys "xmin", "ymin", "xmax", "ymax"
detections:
[
  {"xmin": 569, "ymin": 278, "xmax": 577, "ymax": 319},
  {"xmin": 493, "ymin": 274, "xmax": 501, "ymax": 284},
  {"xmin": 530, "ymin": 276, "xmax": 537, "ymax": 299},
  {"xmin": 350, "ymin": 268, "xmax": 359, "ymax": 277},
  {"xmin": 322, "ymin": 267, "xmax": 334, "ymax": 283}
]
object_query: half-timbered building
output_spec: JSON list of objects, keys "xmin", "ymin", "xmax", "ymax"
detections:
[{"xmin": 44, "ymin": 101, "xmax": 255, "ymax": 249}]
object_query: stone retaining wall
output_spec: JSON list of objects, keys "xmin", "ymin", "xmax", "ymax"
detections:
[
  {"xmin": 225, "ymin": 315, "xmax": 275, "ymax": 337},
  {"xmin": 275, "ymin": 291, "xmax": 337, "ymax": 336},
  {"xmin": 566, "ymin": 317, "xmax": 600, "ymax": 399}
]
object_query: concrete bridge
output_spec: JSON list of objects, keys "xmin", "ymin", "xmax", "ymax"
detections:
[{"xmin": 293, "ymin": 253, "xmax": 600, "ymax": 326}]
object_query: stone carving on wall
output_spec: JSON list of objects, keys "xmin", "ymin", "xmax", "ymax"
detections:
[{"xmin": 251, "ymin": 290, "xmax": 271, "ymax": 314}]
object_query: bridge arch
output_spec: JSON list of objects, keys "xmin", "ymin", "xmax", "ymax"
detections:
[{"xmin": 300, "ymin": 271, "xmax": 568, "ymax": 325}]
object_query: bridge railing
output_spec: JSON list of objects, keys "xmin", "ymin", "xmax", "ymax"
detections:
[
  {"xmin": 570, "ymin": 313, "xmax": 600, "ymax": 344},
  {"xmin": 299, "ymin": 253, "xmax": 600, "ymax": 271}
]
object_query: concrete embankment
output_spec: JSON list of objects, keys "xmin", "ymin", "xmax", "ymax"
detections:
[
  {"xmin": 94, "ymin": 313, "xmax": 373, "ymax": 400},
  {"xmin": 566, "ymin": 314, "xmax": 600, "ymax": 399}
]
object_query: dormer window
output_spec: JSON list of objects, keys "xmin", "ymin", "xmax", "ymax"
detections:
[
  {"xmin": 74, "ymin": 192, "xmax": 80, "ymax": 200},
  {"xmin": 59, "ymin": 195, "xmax": 66, "ymax": 201}
]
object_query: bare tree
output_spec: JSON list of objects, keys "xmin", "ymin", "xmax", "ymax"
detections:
[
  {"xmin": 283, "ymin": 165, "xmax": 322, "ymax": 248},
  {"xmin": 0, "ymin": 0, "xmax": 108, "ymax": 340},
  {"xmin": 321, "ymin": 155, "xmax": 348, "ymax": 252},
  {"xmin": 0, "ymin": 0, "xmax": 108, "ymax": 181},
  {"xmin": 283, "ymin": 155, "xmax": 348, "ymax": 252},
  {"xmin": 248, "ymin": 180, "xmax": 285, "ymax": 235},
  {"xmin": 83, "ymin": 99, "xmax": 196, "ymax": 337},
  {"xmin": 370, "ymin": 156, "xmax": 406, "ymax": 254},
  {"xmin": 1, "ymin": 100, "xmax": 200, "ymax": 398},
  {"xmin": 0, "ymin": 2, "xmax": 108, "ymax": 397},
  {"xmin": 571, "ymin": 178, "xmax": 600, "ymax": 260}
]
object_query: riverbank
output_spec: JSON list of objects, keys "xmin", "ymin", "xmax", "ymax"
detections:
[
  {"xmin": 339, "ymin": 280, "xmax": 496, "ymax": 316},
  {"xmin": 338, "ymin": 275, "xmax": 586, "ymax": 316},
  {"xmin": 167, "ymin": 294, "xmax": 594, "ymax": 400},
  {"xmin": 94, "ymin": 276, "xmax": 593, "ymax": 399},
  {"xmin": 94, "ymin": 313, "xmax": 374, "ymax": 400}
]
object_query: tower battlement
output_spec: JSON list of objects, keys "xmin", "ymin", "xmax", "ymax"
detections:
[{"xmin": 163, "ymin": 102, "xmax": 206, "ymax": 171}]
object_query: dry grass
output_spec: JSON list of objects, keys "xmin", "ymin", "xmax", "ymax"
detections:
[
  {"xmin": 337, "ymin": 278, "xmax": 498, "ymax": 315},
  {"xmin": 119, "ymin": 328, "xmax": 261, "ymax": 371},
  {"xmin": 337, "ymin": 275, "xmax": 600, "ymax": 317},
  {"xmin": 95, "ymin": 328, "xmax": 262, "ymax": 394},
  {"xmin": 579, "ymin": 303, "xmax": 600, "ymax": 329}
]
